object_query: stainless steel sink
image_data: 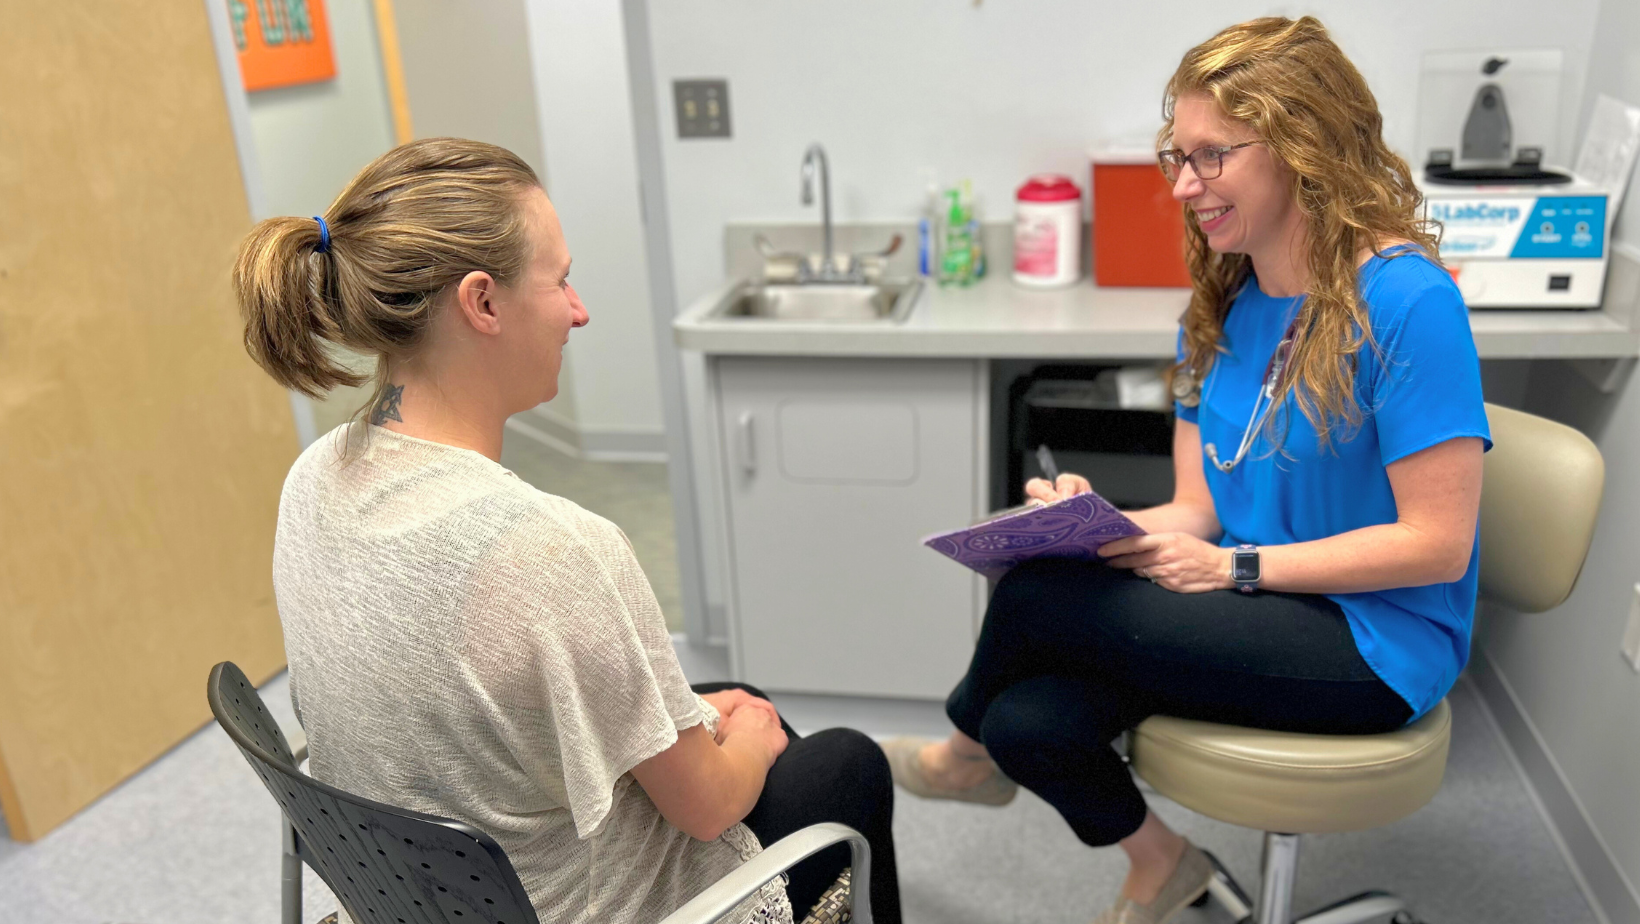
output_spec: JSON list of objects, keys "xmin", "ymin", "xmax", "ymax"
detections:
[{"xmin": 711, "ymin": 279, "xmax": 923, "ymax": 324}]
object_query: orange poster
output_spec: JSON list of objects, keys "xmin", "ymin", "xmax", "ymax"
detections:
[{"xmin": 230, "ymin": 0, "xmax": 336, "ymax": 91}]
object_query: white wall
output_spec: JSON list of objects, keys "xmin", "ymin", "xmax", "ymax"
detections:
[
  {"xmin": 1475, "ymin": 6, "xmax": 1640, "ymax": 924},
  {"xmin": 647, "ymin": 0, "xmax": 1601, "ymax": 311},
  {"xmin": 392, "ymin": 0, "xmax": 547, "ymax": 183},
  {"xmin": 523, "ymin": 0, "xmax": 667, "ymax": 456}
]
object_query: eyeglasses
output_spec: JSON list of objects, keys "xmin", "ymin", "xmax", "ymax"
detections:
[{"xmin": 1157, "ymin": 141, "xmax": 1262, "ymax": 183}]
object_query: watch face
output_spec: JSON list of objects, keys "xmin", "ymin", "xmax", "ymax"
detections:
[{"xmin": 1232, "ymin": 550, "xmax": 1260, "ymax": 582}]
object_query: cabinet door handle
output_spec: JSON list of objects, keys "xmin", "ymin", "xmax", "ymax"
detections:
[{"xmin": 736, "ymin": 412, "xmax": 756, "ymax": 477}]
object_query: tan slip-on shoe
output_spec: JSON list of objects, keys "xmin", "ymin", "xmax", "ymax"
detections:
[
  {"xmin": 1091, "ymin": 841, "xmax": 1212, "ymax": 924},
  {"xmin": 879, "ymin": 737, "xmax": 1018, "ymax": 806}
]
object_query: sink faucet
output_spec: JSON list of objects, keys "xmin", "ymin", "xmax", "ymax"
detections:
[{"xmin": 800, "ymin": 143, "xmax": 844, "ymax": 281}]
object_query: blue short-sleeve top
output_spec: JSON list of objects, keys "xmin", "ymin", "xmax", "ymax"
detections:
[{"xmin": 1174, "ymin": 249, "xmax": 1492, "ymax": 720}]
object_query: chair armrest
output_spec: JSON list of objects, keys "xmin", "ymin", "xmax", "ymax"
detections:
[{"xmin": 655, "ymin": 822, "xmax": 871, "ymax": 924}]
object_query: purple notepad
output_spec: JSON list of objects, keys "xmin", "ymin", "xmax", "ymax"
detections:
[{"xmin": 922, "ymin": 492, "xmax": 1146, "ymax": 580}]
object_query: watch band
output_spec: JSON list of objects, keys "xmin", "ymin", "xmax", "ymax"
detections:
[{"xmin": 1232, "ymin": 543, "xmax": 1260, "ymax": 594}]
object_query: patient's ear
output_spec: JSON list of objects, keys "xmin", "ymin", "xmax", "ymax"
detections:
[{"xmin": 454, "ymin": 271, "xmax": 502, "ymax": 335}]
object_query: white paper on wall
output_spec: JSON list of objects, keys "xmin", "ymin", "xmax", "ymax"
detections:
[{"xmin": 1574, "ymin": 94, "xmax": 1640, "ymax": 207}]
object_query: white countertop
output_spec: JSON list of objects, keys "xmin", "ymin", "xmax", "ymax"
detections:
[{"xmin": 675, "ymin": 252, "xmax": 1640, "ymax": 360}]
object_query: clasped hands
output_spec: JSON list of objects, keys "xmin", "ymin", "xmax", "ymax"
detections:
[
  {"xmin": 1024, "ymin": 474, "xmax": 1233, "ymax": 594},
  {"xmin": 699, "ymin": 688, "xmax": 788, "ymax": 762}
]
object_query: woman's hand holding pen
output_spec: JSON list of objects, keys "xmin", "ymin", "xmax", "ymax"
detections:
[{"xmin": 1023, "ymin": 473, "xmax": 1093, "ymax": 505}]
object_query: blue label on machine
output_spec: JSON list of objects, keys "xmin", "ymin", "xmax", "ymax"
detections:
[{"xmin": 1509, "ymin": 197, "xmax": 1606, "ymax": 259}]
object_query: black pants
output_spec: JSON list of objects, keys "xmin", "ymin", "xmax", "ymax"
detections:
[
  {"xmin": 945, "ymin": 558, "xmax": 1413, "ymax": 848},
  {"xmin": 691, "ymin": 682, "xmax": 901, "ymax": 924}
]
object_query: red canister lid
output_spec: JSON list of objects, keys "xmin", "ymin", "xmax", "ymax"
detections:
[{"xmin": 1017, "ymin": 174, "xmax": 1081, "ymax": 202}]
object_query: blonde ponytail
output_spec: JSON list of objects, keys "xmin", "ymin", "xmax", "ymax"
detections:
[
  {"xmin": 232, "ymin": 137, "xmax": 541, "ymax": 406},
  {"xmin": 235, "ymin": 215, "xmax": 364, "ymax": 397}
]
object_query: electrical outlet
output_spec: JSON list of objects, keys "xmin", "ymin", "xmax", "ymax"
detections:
[
  {"xmin": 674, "ymin": 79, "xmax": 731, "ymax": 139},
  {"xmin": 1622, "ymin": 583, "xmax": 1640, "ymax": 672}
]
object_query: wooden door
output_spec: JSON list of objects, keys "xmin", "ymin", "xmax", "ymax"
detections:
[
  {"xmin": 0, "ymin": 2, "xmax": 296, "ymax": 840},
  {"xmin": 716, "ymin": 358, "xmax": 981, "ymax": 699}
]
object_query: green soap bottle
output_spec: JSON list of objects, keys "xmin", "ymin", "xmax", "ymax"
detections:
[{"xmin": 940, "ymin": 188, "xmax": 973, "ymax": 286}]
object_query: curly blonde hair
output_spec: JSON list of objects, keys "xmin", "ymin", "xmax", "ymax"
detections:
[{"xmin": 1162, "ymin": 16, "xmax": 1439, "ymax": 451}]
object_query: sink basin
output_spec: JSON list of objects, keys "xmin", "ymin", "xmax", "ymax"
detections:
[{"xmin": 711, "ymin": 279, "xmax": 923, "ymax": 323}]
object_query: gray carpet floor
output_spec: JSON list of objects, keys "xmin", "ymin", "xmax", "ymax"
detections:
[
  {"xmin": 0, "ymin": 440, "xmax": 1601, "ymax": 924},
  {"xmin": 0, "ymin": 664, "xmax": 1597, "ymax": 924}
]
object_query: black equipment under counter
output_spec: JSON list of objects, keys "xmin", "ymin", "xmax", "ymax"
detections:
[{"xmin": 1006, "ymin": 364, "xmax": 1176, "ymax": 511}]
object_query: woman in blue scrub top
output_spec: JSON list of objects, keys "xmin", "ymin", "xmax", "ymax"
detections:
[{"xmin": 882, "ymin": 16, "xmax": 1490, "ymax": 924}]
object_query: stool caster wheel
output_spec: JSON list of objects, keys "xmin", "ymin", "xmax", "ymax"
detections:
[
  {"xmin": 1391, "ymin": 912, "xmax": 1424, "ymax": 924},
  {"xmin": 1190, "ymin": 890, "xmax": 1210, "ymax": 908}
]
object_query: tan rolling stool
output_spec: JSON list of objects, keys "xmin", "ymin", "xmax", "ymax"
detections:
[{"xmin": 1130, "ymin": 404, "xmax": 1605, "ymax": 924}]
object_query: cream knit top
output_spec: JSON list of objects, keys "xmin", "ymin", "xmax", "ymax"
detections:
[{"xmin": 274, "ymin": 425, "xmax": 792, "ymax": 924}]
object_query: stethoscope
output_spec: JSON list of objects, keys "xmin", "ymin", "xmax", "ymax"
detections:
[{"xmin": 1175, "ymin": 315, "xmax": 1300, "ymax": 475}]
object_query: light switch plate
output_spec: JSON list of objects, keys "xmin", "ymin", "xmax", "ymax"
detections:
[
  {"xmin": 674, "ymin": 79, "xmax": 731, "ymax": 139},
  {"xmin": 1622, "ymin": 583, "xmax": 1640, "ymax": 672}
]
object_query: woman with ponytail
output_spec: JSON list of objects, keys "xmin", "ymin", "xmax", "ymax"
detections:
[
  {"xmin": 884, "ymin": 18, "xmax": 1489, "ymax": 923},
  {"xmin": 235, "ymin": 138, "xmax": 900, "ymax": 924}
]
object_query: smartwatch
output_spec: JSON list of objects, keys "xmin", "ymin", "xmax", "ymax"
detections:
[{"xmin": 1231, "ymin": 544, "xmax": 1260, "ymax": 594}]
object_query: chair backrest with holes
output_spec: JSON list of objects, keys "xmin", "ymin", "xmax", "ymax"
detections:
[{"xmin": 208, "ymin": 662, "xmax": 541, "ymax": 924}]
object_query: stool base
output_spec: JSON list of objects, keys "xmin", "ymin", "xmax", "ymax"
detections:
[{"xmin": 1203, "ymin": 835, "xmax": 1425, "ymax": 924}]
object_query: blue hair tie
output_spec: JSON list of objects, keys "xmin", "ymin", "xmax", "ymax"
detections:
[{"xmin": 313, "ymin": 216, "xmax": 331, "ymax": 254}]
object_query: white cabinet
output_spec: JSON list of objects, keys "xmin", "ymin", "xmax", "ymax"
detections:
[{"xmin": 712, "ymin": 357, "xmax": 986, "ymax": 699}]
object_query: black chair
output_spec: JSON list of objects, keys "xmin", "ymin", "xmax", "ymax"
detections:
[{"xmin": 208, "ymin": 661, "xmax": 872, "ymax": 924}]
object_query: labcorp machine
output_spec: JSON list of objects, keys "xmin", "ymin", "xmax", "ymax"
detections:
[{"xmin": 1415, "ymin": 49, "xmax": 1625, "ymax": 309}]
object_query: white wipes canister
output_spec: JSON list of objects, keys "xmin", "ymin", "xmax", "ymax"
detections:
[{"xmin": 1013, "ymin": 174, "xmax": 1082, "ymax": 288}]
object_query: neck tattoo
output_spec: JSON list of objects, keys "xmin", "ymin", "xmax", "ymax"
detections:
[{"xmin": 370, "ymin": 384, "xmax": 405, "ymax": 425}]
